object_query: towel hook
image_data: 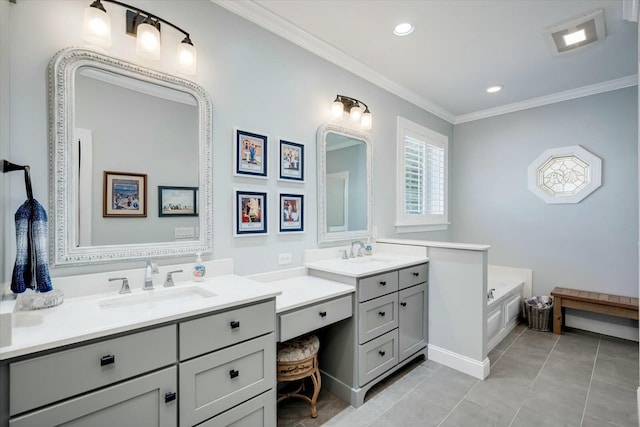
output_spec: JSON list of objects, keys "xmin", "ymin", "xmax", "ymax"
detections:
[{"xmin": 2, "ymin": 159, "xmax": 34, "ymax": 201}]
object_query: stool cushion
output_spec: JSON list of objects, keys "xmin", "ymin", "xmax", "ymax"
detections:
[{"xmin": 277, "ymin": 335, "xmax": 320, "ymax": 362}]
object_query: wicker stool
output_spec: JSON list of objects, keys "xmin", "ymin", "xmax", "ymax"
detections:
[{"xmin": 276, "ymin": 334, "xmax": 321, "ymax": 418}]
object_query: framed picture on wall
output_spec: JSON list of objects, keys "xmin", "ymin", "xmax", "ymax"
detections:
[
  {"xmin": 279, "ymin": 140, "xmax": 305, "ymax": 182},
  {"xmin": 103, "ymin": 171, "xmax": 147, "ymax": 217},
  {"xmin": 234, "ymin": 128, "xmax": 268, "ymax": 178},
  {"xmin": 158, "ymin": 186, "xmax": 198, "ymax": 217},
  {"xmin": 279, "ymin": 192, "xmax": 304, "ymax": 233},
  {"xmin": 235, "ymin": 190, "xmax": 268, "ymax": 236}
]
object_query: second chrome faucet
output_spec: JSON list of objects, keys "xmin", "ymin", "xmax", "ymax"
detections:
[{"xmin": 144, "ymin": 259, "xmax": 159, "ymax": 291}]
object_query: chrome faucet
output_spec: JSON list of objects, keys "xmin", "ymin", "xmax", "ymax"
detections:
[
  {"xmin": 487, "ymin": 288, "xmax": 495, "ymax": 301},
  {"xmin": 350, "ymin": 240, "xmax": 365, "ymax": 258},
  {"xmin": 109, "ymin": 277, "xmax": 131, "ymax": 294},
  {"xmin": 143, "ymin": 259, "xmax": 159, "ymax": 291}
]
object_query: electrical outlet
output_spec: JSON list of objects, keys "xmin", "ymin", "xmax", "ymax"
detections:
[
  {"xmin": 278, "ymin": 253, "xmax": 293, "ymax": 265},
  {"xmin": 175, "ymin": 227, "xmax": 195, "ymax": 239}
]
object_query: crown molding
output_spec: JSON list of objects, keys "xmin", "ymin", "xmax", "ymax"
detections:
[
  {"xmin": 212, "ymin": 0, "xmax": 456, "ymax": 123},
  {"xmin": 455, "ymin": 75, "xmax": 638, "ymax": 124}
]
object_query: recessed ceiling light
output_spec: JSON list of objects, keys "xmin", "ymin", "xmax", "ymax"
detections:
[
  {"xmin": 544, "ymin": 9, "xmax": 605, "ymax": 55},
  {"xmin": 486, "ymin": 85, "xmax": 503, "ymax": 94},
  {"xmin": 563, "ymin": 29, "xmax": 587, "ymax": 46},
  {"xmin": 394, "ymin": 23, "xmax": 414, "ymax": 36}
]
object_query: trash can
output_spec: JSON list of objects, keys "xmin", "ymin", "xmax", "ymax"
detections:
[{"xmin": 523, "ymin": 296, "xmax": 553, "ymax": 332}]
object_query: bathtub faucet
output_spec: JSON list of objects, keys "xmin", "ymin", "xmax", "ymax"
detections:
[{"xmin": 487, "ymin": 288, "xmax": 495, "ymax": 301}]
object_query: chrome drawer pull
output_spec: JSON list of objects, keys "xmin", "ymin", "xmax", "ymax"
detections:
[
  {"xmin": 230, "ymin": 321, "xmax": 240, "ymax": 329},
  {"xmin": 379, "ymin": 281, "xmax": 387, "ymax": 286},
  {"xmin": 164, "ymin": 392, "xmax": 177, "ymax": 403},
  {"xmin": 229, "ymin": 369, "xmax": 240, "ymax": 379},
  {"xmin": 319, "ymin": 311, "xmax": 327, "ymax": 317},
  {"xmin": 100, "ymin": 354, "xmax": 115, "ymax": 366},
  {"xmin": 378, "ymin": 350, "xmax": 386, "ymax": 357},
  {"xmin": 412, "ymin": 272, "xmax": 420, "ymax": 277},
  {"xmin": 400, "ymin": 302, "xmax": 407, "ymax": 307},
  {"xmin": 378, "ymin": 311, "xmax": 385, "ymax": 317}
]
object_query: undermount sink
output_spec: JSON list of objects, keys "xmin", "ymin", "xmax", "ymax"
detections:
[
  {"xmin": 346, "ymin": 257, "xmax": 393, "ymax": 264},
  {"xmin": 98, "ymin": 286, "xmax": 216, "ymax": 310}
]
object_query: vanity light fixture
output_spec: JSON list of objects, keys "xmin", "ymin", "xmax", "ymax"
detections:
[
  {"xmin": 331, "ymin": 95, "xmax": 372, "ymax": 130},
  {"xmin": 82, "ymin": 0, "xmax": 198, "ymax": 74}
]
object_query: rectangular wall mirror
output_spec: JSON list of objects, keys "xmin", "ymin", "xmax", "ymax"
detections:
[
  {"xmin": 316, "ymin": 124, "xmax": 372, "ymax": 244},
  {"xmin": 49, "ymin": 48, "xmax": 213, "ymax": 266}
]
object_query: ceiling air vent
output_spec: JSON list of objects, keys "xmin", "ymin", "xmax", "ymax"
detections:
[{"xmin": 544, "ymin": 9, "xmax": 606, "ymax": 55}]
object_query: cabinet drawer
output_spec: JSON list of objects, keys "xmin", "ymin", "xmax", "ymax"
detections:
[
  {"xmin": 198, "ymin": 389, "xmax": 276, "ymax": 427},
  {"xmin": 358, "ymin": 329, "xmax": 398, "ymax": 387},
  {"xmin": 10, "ymin": 367, "xmax": 177, "ymax": 427},
  {"xmin": 399, "ymin": 263, "xmax": 429, "ymax": 289},
  {"xmin": 358, "ymin": 293, "xmax": 398, "ymax": 344},
  {"xmin": 179, "ymin": 333, "xmax": 275, "ymax": 427},
  {"xmin": 279, "ymin": 295, "xmax": 352, "ymax": 342},
  {"xmin": 10, "ymin": 325, "xmax": 176, "ymax": 416},
  {"xmin": 180, "ymin": 300, "xmax": 275, "ymax": 360},
  {"xmin": 358, "ymin": 271, "xmax": 398, "ymax": 302}
]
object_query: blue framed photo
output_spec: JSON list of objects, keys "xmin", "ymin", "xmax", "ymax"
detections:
[
  {"xmin": 235, "ymin": 190, "xmax": 268, "ymax": 236},
  {"xmin": 279, "ymin": 192, "xmax": 304, "ymax": 233},
  {"xmin": 235, "ymin": 128, "xmax": 268, "ymax": 178},
  {"xmin": 279, "ymin": 140, "xmax": 304, "ymax": 182}
]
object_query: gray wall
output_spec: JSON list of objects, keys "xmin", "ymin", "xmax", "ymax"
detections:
[
  {"xmin": 1, "ymin": 0, "xmax": 10, "ymax": 295},
  {"xmin": 452, "ymin": 88, "xmax": 638, "ymax": 301},
  {"xmin": 4, "ymin": 0, "xmax": 453, "ymax": 279},
  {"xmin": 75, "ymin": 74, "xmax": 199, "ymax": 245},
  {"xmin": 326, "ymin": 144, "xmax": 367, "ymax": 231}
]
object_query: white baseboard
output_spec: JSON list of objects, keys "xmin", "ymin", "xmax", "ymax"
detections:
[
  {"xmin": 565, "ymin": 313, "xmax": 639, "ymax": 342},
  {"xmin": 428, "ymin": 344, "xmax": 490, "ymax": 379}
]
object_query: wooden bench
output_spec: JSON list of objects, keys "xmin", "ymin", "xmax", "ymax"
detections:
[{"xmin": 550, "ymin": 287, "xmax": 639, "ymax": 335}]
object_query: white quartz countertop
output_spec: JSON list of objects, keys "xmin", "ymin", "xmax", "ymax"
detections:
[
  {"xmin": 304, "ymin": 252, "xmax": 428, "ymax": 278},
  {"xmin": 377, "ymin": 238, "xmax": 491, "ymax": 251},
  {"xmin": 0, "ymin": 275, "xmax": 280, "ymax": 360},
  {"xmin": 262, "ymin": 275, "xmax": 355, "ymax": 313}
]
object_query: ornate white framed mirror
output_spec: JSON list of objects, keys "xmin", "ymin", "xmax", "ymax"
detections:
[
  {"xmin": 316, "ymin": 124, "xmax": 372, "ymax": 244},
  {"xmin": 49, "ymin": 48, "xmax": 213, "ymax": 266}
]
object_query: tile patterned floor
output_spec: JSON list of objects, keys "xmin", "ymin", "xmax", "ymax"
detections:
[{"xmin": 277, "ymin": 324, "xmax": 639, "ymax": 427}]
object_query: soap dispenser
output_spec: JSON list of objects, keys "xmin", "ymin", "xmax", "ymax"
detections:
[{"xmin": 193, "ymin": 252, "xmax": 206, "ymax": 282}]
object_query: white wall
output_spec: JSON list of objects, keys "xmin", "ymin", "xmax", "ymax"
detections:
[
  {"xmin": 4, "ymin": 0, "xmax": 453, "ymax": 280},
  {"xmin": 452, "ymin": 88, "xmax": 639, "ymax": 330}
]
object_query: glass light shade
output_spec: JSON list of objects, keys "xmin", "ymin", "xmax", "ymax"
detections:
[
  {"xmin": 83, "ymin": 5, "xmax": 112, "ymax": 47},
  {"xmin": 349, "ymin": 105, "xmax": 362, "ymax": 122},
  {"xmin": 331, "ymin": 100, "xmax": 344, "ymax": 120},
  {"xmin": 176, "ymin": 42, "xmax": 197, "ymax": 75},
  {"xmin": 136, "ymin": 22, "xmax": 161, "ymax": 60},
  {"xmin": 361, "ymin": 111, "xmax": 372, "ymax": 130}
]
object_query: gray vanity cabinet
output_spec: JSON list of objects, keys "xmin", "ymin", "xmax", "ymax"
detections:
[
  {"xmin": 311, "ymin": 262, "xmax": 429, "ymax": 407},
  {"xmin": 4, "ymin": 299, "xmax": 277, "ymax": 427},
  {"xmin": 178, "ymin": 300, "xmax": 276, "ymax": 427}
]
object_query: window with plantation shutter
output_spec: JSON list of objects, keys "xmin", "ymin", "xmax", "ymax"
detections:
[{"xmin": 396, "ymin": 117, "xmax": 448, "ymax": 232}]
